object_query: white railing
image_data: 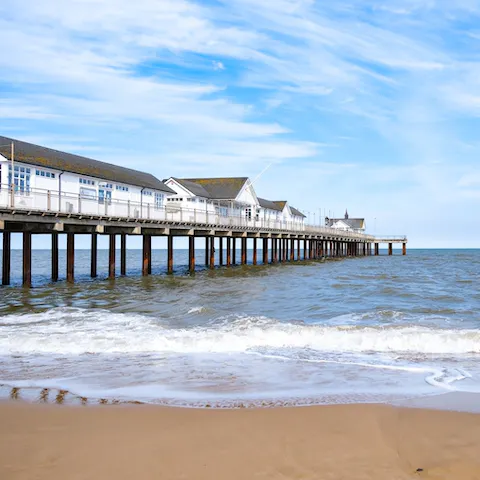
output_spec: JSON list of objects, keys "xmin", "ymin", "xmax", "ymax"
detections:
[{"xmin": 0, "ymin": 184, "xmax": 377, "ymax": 239}]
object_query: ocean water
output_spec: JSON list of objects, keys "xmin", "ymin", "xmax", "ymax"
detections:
[{"xmin": 0, "ymin": 248, "xmax": 479, "ymax": 407}]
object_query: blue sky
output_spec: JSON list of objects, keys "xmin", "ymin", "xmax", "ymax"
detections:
[{"xmin": 1, "ymin": 0, "xmax": 480, "ymax": 248}]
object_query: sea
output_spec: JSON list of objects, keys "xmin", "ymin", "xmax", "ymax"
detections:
[{"xmin": 0, "ymin": 248, "xmax": 479, "ymax": 408}]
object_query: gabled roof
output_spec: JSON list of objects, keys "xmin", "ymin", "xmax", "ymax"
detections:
[
  {"xmin": 290, "ymin": 206, "xmax": 306, "ymax": 218},
  {"xmin": 168, "ymin": 178, "xmax": 210, "ymax": 197},
  {"xmin": 173, "ymin": 177, "xmax": 249, "ymax": 200},
  {"xmin": 0, "ymin": 135, "xmax": 174, "ymax": 193},
  {"xmin": 258, "ymin": 197, "xmax": 283, "ymax": 211},
  {"xmin": 327, "ymin": 218, "xmax": 365, "ymax": 229}
]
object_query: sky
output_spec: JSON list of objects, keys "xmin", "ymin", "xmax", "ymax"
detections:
[{"xmin": 1, "ymin": 0, "xmax": 480, "ymax": 248}]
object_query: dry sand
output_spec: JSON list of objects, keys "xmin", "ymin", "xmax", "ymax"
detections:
[{"xmin": 1, "ymin": 402, "xmax": 480, "ymax": 480}]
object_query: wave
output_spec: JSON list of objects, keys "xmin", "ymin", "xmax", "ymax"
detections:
[{"xmin": 1, "ymin": 308, "xmax": 479, "ymax": 356}]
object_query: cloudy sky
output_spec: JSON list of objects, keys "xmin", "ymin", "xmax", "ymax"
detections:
[{"xmin": 1, "ymin": 0, "xmax": 480, "ymax": 248}]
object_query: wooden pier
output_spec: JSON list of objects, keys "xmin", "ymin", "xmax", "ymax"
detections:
[{"xmin": 0, "ymin": 212, "xmax": 407, "ymax": 287}]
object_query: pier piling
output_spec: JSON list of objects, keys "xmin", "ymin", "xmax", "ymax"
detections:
[
  {"xmin": 241, "ymin": 237, "xmax": 247, "ymax": 265},
  {"xmin": 253, "ymin": 238, "xmax": 257, "ymax": 265},
  {"xmin": 66, "ymin": 233, "xmax": 74, "ymax": 283},
  {"xmin": 189, "ymin": 236, "xmax": 195, "ymax": 273},
  {"xmin": 167, "ymin": 235, "xmax": 174, "ymax": 274},
  {"xmin": 232, "ymin": 238, "xmax": 237, "ymax": 265},
  {"xmin": 226, "ymin": 237, "xmax": 231, "ymax": 267},
  {"xmin": 91, "ymin": 234, "xmax": 97, "ymax": 278},
  {"xmin": 205, "ymin": 237, "xmax": 209, "ymax": 267},
  {"xmin": 388, "ymin": 243, "xmax": 393, "ymax": 256},
  {"xmin": 52, "ymin": 233, "xmax": 59, "ymax": 282},
  {"xmin": 219, "ymin": 237, "xmax": 224, "ymax": 266},
  {"xmin": 109, "ymin": 234, "xmax": 116, "ymax": 279},
  {"xmin": 142, "ymin": 235, "xmax": 151, "ymax": 276},
  {"xmin": 209, "ymin": 237, "xmax": 215, "ymax": 269},
  {"xmin": 403, "ymin": 242, "xmax": 407, "ymax": 256},
  {"xmin": 23, "ymin": 232, "xmax": 32, "ymax": 287},
  {"xmin": 2, "ymin": 231, "xmax": 11, "ymax": 286},
  {"xmin": 121, "ymin": 233, "xmax": 127, "ymax": 275},
  {"xmin": 263, "ymin": 238, "xmax": 268, "ymax": 264}
]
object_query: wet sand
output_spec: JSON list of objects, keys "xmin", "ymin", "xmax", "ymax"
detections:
[{"xmin": 1, "ymin": 402, "xmax": 480, "ymax": 480}]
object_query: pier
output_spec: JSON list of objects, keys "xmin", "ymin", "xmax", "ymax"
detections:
[
  {"xmin": 0, "ymin": 136, "xmax": 407, "ymax": 286},
  {"xmin": 0, "ymin": 203, "xmax": 407, "ymax": 287}
]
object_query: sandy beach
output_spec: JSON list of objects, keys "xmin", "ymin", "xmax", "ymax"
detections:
[{"xmin": 1, "ymin": 402, "xmax": 479, "ymax": 480}]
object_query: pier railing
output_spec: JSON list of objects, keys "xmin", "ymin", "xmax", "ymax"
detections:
[{"xmin": 0, "ymin": 184, "xmax": 377, "ymax": 240}]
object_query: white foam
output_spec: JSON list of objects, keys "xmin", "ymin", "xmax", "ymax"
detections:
[{"xmin": 1, "ymin": 308, "xmax": 480, "ymax": 356}]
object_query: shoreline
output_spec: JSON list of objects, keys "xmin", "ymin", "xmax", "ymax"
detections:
[
  {"xmin": 3, "ymin": 383, "xmax": 480, "ymax": 413},
  {"xmin": 1, "ymin": 401, "xmax": 480, "ymax": 479}
]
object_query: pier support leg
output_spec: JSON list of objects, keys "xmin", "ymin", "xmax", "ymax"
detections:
[
  {"xmin": 66, "ymin": 233, "xmax": 74, "ymax": 283},
  {"xmin": 210, "ymin": 237, "xmax": 215, "ymax": 269},
  {"xmin": 290, "ymin": 239, "xmax": 294, "ymax": 261},
  {"xmin": 241, "ymin": 237, "xmax": 247, "ymax": 265},
  {"xmin": 2, "ymin": 232, "xmax": 11, "ymax": 286},
  {"xmin": 263, "ymin": 238, "xmax": 268, "ymax": 264},
  {"xmin": 297, "ymin": 239, "xmax": 300, "ymax": 260},
  {"xmin": 189, "ymin": 236, "xmax": 195, "ymax": 273},
  {"xmin": 274, "ymin": 239, "xmax": 278, "ymax": 263},
  {"xmin": 109, "ymin": 234, "xmax": 116, "ymax": 279},
  {"xmin": 403, "ymin": 243, "xmax": 407, "ymax": 256},
  {"xmin": 51, "ymin": 233, "xmax": 59, "ymax": 282},
  {"xmin": 253, "ymin": 238, "xmax": 257, "ymax": 265},
  {"xmin": 91, "ymin": 233, "xmax": 97, "ymax": 278},
  {"xmin": 278, "ymin": 238, "xmax": 282, "ymax": 263},
  {"xmin": 226, "ymin": 237, "xmax": 231, "ymax": 267},
  {"xmin": 168, "ymin": 235, "xmax": 174, "ymax": 274},
  {"xmin": 232, "ymin": 238, "xmax": 237, "ymax": 265},
  {"xmin": 271, "ymin": 239, "xmax": 275, "ymax": 263},
  {"xmin": 22, "ymin": 232, "xmax": 32, "ymax": 287},
  {"xmin": 205, "ymin": 237, "xmax": 209, "ymax": 266},
  {"xmin": 303, "ymin": 239, "xmax": 307, "ymax": 260},
  {"xmin": 375, "ymin": 243, "xmax": 379, "ymax": 256},
  {"xmin": 388, "ymin": 243, "xmax": 393, "ymax": 256},
  {"xmin": 142, "ymin": 235, "xmax": 151, "ymax": 276},
  {"xmin": 120, "ymin": 233, "xmax": 127, "ymax": 276},
  {"xmin": 219, "ymin": 237, "xmax": 224, "ymax": 266}
]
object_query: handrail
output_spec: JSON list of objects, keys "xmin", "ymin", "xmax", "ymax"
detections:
[{"xmin": 0, "ymin": 184, "xmax": 402, "ymax": 241}]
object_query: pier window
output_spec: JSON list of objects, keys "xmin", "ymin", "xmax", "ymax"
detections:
[
  {"xmin": 79, "ymin": 178, "xmax": 95, "ymax": 186},
  {"xmin": 116, "ymin": 185, "xmax": 129, "ymax": 192},
  {"xmin": 143, "ymin": 191, "xmax": 153, "ymax": 196},
  {"xmin": 8, "ymin": 165, "xmax": 31, "ymax": 194},
  {"xmin": 35, "ymin": 169, "xmax": 56, "ymax": 179},
  {"xmin": 154, "ymin": 193, "xmax": 164, "ymax": 209}
]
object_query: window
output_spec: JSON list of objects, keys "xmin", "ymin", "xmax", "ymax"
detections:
[
  {"xmin": 8, "ymin": 165, "xmax": 31, "ymax": 193},
  {"xmin": 116, "ymin": 185, "xmax": 129, "ymax": 192},
  {"xmin": 245, "ymin": 207, "xmax": 252, "ymax": 220},
  {"xmin": 155, "ymin": 193, "xmax": 164, "ymax": 209},
  {"xmin": 103, "ymin": 183, "xmax": 113, "ymax": 189},
  {"xmin": 80, "ymin": 178, "xmax": 95, "ymax": 186},
  {"xmin": 144, "ymin": 191, "xmax": 152, "ymax": 196},
  {"xmin": 36, "ymin": 169, "xmax": 56, "ymax": 179}
]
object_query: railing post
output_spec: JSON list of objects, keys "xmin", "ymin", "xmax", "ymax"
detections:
[{"xmin": 47, "ymin": 190, "xmax": 51, "ymax": 211}]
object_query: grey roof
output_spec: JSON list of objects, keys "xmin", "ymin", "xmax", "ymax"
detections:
[
  {"xmin": 0, "ymin": 135, "xmax": 174, "ymax": 193},
  {"xmin": 327, "ymin": 218, "xmax": 365, "ymax": 229},
  {"xmin": 290, "ymin": 206, "xmax": 306, "ymax": 218},
  {"xmin": 258, "ymin": 197, "xmax": 283, "ymax": 211},
  {"xmin": 172, "ymin": 177, "xmax": 248, "ymax": 200}
]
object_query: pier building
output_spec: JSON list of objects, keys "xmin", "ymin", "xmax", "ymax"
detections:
[
  {"xmin": 0, "ymin": 136, "xmax": 407, "ymax": 287},
  {"xmin": 325, "ymin": 210, "xmax": 366, "ymax": 233}
]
